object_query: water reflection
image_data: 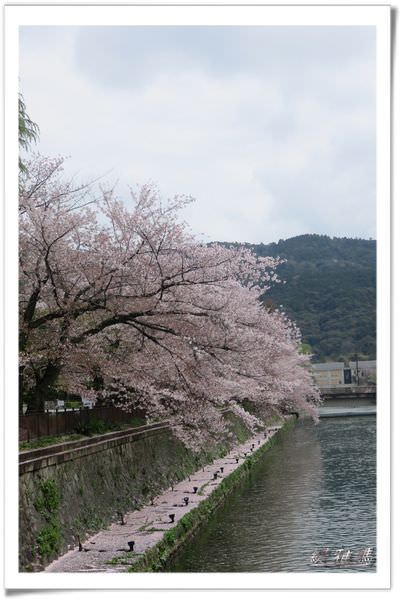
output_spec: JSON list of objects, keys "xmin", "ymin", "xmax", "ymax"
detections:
[{"xmin": 169, "ymin": 416, "xmax": 376, "ymax": 572}]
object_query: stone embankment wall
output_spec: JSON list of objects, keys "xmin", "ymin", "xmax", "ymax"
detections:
[
  {"xmin": 19, "ymin": 412, "xmax": 252, "ymax": 571},
  {"xmin": 320, "ymin": 386, "xmax": 376, "ymax": 407}
]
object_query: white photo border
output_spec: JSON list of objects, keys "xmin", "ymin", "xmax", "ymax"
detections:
[{"xmin": 4, "ymin": 2, "xmax": 391, "ymax": 590}]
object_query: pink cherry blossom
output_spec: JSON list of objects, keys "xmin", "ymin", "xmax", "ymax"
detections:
[{"xmin": 19, "ymin": 155, "xmax": 320, "ymax": 448}]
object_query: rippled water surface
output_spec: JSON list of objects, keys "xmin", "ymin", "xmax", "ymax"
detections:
[{"xmin": 169, "ymin": 416, "xmax": 376, "ymax": 572}]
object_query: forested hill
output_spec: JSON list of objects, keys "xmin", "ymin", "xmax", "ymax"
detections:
[{"xmin": 229, "ymin": 235, "xmax": 376, "ymax": 363}]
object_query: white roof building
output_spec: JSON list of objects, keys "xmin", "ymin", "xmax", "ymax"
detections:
[
  {"xmin": 349, "ymin": 360, "xmax": 376, "ymax": 370},
  {"xmin": 312, "ymin": 362, "xmax": 345, "ymax": 387},
  {"xmin": 312, "ymin": 362, "xmax": 345, "ymax": 371}
]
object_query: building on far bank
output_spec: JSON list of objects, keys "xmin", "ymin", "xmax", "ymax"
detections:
[
  {"xmin": 349, "ymin": 360, "xmax": 376, "ymax": 385},
  {"xmin": 311, "ymin": 362, "xmax": 345, "ymax": 387},
  {"xmin": 312, "ymin": 359, "xmax": 376, "ymax": 388}
]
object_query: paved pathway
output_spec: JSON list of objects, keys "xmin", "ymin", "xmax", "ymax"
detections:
[{"xmin": 45, "ymin": 425, "xmax": 283, "ymax": 572}]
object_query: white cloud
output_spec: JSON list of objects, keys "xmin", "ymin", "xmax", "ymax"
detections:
[{"xmin": 19, "ymin": 26, "xmax": 376, "ymax": 243}]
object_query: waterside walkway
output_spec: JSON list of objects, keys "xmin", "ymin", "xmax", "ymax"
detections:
[{"xmin": 45, "ymin": 423, "xmax": 286, "ymax": 573}]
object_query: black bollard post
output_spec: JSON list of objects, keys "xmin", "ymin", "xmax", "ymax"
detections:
[
  {"xmin": 213, "ymin": 472, "xmax": 218, "ymax": 480},
  {"xmin": 193, "ymin": 486, "xmax": 198, "ymax": 494},
  {"xmin": 220, "ymin": 466, "xmax": 224, "ymax": 473},
  {"xmin": 128, "ymin": 541, "xmax": 135, "ymax": 552},
  {"xmin": 236, "ymin": 457, "xmax": 239, "ymax": 463},
  {"xmin": 169, "ymin": 513, "xmax": 175, "ymax": 523},
  {"xmin": 258, "ymin": 440, "xmax": 261, "ymax": 445},
  {"xmin": 183, "ymin": 497, "xmax": 189, "ymax": 506}
]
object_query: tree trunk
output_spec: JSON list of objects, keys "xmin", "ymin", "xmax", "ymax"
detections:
[{"xmin": 25, "ymin": 361, "xmax": 61, "ymax": 414}]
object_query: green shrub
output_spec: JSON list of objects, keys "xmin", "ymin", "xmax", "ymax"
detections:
[
  {"xmin": 74, "ymin": 417, "xmax": 109, "ymax": 435},
  {"xmin": 36, "ymin": 519, "xmax": 61, "ymax": 558},
  {"xmin": 65, "ymin": 400, "xmax": 82, "ymax": 409},
  {"xmin": 128, "ymin": 416, "xmax": 147, "ymax": 428},
  {"xmin": 34, "ymin": 479, "xmax": 60, "ymax": 514},
  {"xmin": 34, "ymin": 478, "xmax": 61, "ymax": 560}
]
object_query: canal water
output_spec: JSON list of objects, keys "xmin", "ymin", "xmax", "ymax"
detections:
[{"xmin": 169, "ymin": 416, "xmax": 376, "ymax": 572}]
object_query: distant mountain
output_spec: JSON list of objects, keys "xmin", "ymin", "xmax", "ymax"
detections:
[{"xmin": 228, "ymin": 234, "xmax": 376, "ymax": 363}]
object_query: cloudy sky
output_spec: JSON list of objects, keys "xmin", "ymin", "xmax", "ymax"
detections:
[{"xmin": 19, "ymin": 26, "xmax": 376, "ymax": 243}]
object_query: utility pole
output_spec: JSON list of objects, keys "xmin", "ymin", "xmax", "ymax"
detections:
[{"xmin": 354, "ymin": 353, "xmax": 360, "ymax": 386}]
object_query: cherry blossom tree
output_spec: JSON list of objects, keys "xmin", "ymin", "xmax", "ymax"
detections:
[{"xmin": 19, "ymin": 155, "xmax": 320, "ymax": 447}]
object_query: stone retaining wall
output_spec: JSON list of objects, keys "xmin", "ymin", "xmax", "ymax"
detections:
[{"xmin": 19, "ymin": 411, "xmax": 252, "ymax": 571}]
